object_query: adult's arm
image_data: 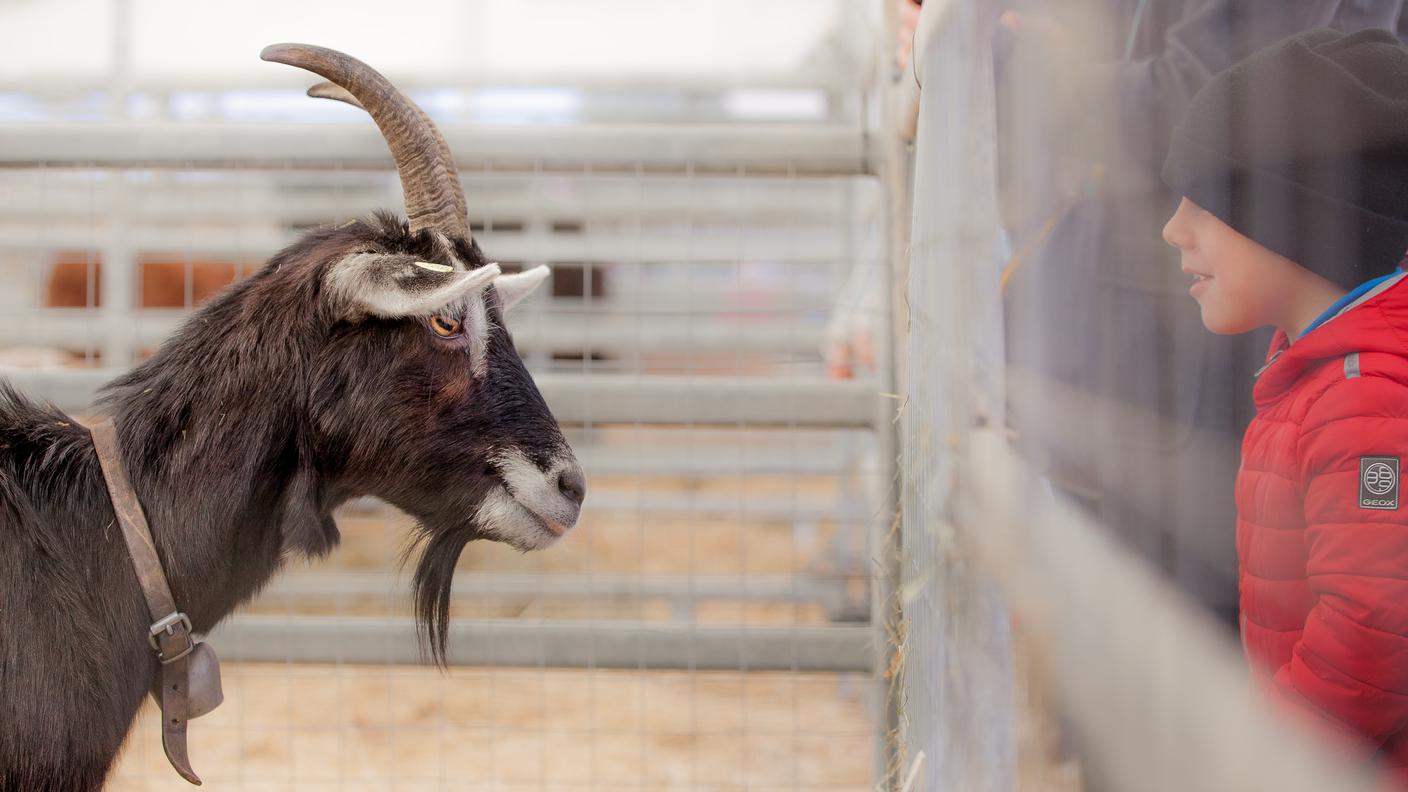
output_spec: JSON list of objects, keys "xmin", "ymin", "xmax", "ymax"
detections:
[{"xmin": 1090, "ymin": 0, "xmax": 1403, "ymax": 182}]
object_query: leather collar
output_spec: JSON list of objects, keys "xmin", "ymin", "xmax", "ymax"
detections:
[{"xmin": 91, "ymin": 418, "xmax": 213, "ymax": 786}]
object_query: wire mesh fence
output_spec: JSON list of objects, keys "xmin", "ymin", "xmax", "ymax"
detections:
[
  {"xmin": 0, "ymin": 112, "xmax": 896, "ymax": 789},
  {"xmin": 891, "ymin": 3, "xmax": 1407, "ymax": 792}
]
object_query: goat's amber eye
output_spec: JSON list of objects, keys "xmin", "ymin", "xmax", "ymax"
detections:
[{"xmin": 430, "ymin": 315, "xmax": 462, "ymax": 338}]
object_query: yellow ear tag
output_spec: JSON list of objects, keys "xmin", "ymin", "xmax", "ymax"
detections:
[{"xmin": 414, "ymin": 261, "xmax": 453, "ymax": 273}]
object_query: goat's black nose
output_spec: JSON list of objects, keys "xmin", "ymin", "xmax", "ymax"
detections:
[{"xmin": 557, "ymin": 464, "xmax": 586, "ymax": 507}]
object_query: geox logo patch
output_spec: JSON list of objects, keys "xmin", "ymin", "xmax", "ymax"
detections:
[{"xmin": 1360, "ymin": 457, "xmax": 1400, "ymax": 510}]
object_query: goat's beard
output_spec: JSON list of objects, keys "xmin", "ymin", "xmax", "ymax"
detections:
[
  {"xmin": 408, "ymin": 485, "xmax": 562, "ymax": 665},
  {"xmin": 405, "ymin": 501, "xmax": 557, "ymax": 662},
  {"xmin": 408, "ymin": 520, "xmax": 478, "ymax": 667}
]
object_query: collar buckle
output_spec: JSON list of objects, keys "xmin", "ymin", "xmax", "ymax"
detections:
[{"xmin": 149, "ymin": 611, "xmax": 195, "ymax": 664}]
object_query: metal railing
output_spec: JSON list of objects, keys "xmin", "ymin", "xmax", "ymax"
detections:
[
  {"xmin": 1, "ymin": 128, "xmax": 898, "ymax": 789},
  {"xmin": 893, "ymin": 2, "xmax": 1392, "ymax": 790}
]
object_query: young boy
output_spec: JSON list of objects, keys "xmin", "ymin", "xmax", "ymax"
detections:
[{"xmin": 1162, "ymin": 28, "xmax": 1408, "ymax": 778}]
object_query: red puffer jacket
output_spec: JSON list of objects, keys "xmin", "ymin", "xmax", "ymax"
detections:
[{"xmin": 1240, "ymin": 272, "xmax": 1408, "ymax": 780}]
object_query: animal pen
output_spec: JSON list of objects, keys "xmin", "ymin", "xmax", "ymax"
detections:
[
  {"xmin": 2, "ymin": 1, "xmax": 1400, "ymax": 791},
  {"xmin": 1, "ymin": 3, "xmax": 893, "ymax": 790}
]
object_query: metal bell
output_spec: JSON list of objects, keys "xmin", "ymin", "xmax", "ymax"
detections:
[
  {"xmin": 149, "ymin": 641, "xmax": 224, "ymax": 719},
  {"xmin": 185, "ymin": 642, "xmax": 223, "ymax": 719}
]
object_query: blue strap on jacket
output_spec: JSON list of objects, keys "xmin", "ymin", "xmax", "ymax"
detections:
[{"xmin": 1301, "ymin": 270, "xmax": 1406, "ymax": 338}]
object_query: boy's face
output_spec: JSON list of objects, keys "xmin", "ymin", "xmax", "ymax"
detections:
[{"xmin": 1161, "ymin": 197, "xmax": 1304, "ymax": 334}]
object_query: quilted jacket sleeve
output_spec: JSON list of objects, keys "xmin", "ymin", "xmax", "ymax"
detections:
[{"xmin": 1278, "ymin": 375, "xmax": 1408, "ymax": 749}]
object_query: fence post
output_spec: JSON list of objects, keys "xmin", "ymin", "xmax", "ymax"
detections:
[{"xmin": 898, "ymin": 1, "xmax": 1018, "ymax": 789}]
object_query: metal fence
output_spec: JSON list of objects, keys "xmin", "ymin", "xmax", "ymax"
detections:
[
  {"xmin": 892, "ymin": 3, "xmax": 1396, "ymax": 791},
  {"xmin": 0, "ymin": 13, "xmax": 901, "ymax": 785}
]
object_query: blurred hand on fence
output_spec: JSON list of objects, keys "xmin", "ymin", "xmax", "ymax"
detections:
[
  {"xmin": 993, "ymin": 10, "xmax": 1077, "ymax": 111},
  {"xmin": 997, "ymin": 10, "xmax": 1069, "ymax": 48},
  {"xmin": 896, "ymin": 0, "xmax": 922, "ymax": 72},
  {"xmin": 825, "ymin": 264, "xmax": 882, "ymax": 380},
  {"xmin": 992, "ymin": 9, "xmax": 1087, "ymax": 235}
]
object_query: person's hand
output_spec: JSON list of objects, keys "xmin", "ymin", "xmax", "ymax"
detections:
[
  {"xmin": 993, "ymin": 9, "xmax": 1076, "ymax": 83},
  {"xmin": 824, "ymin": 265, "xmax": 883, "ymax": 380},
  {"xmin": 825, "ymin": 317, "xmax": 876, "ymax": 380},
  {"xmin": 896, "ymin": 0, "xmax": 922, "ymax": 72},
  {"xmin": 992, "ymin": 9, "xmax": 1084, "ymax": 232},
  {"xmin": 997, "ymin": 10, "xmax": 1069, "ymax": 48}
]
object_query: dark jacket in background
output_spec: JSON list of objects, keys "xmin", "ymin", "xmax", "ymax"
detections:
[{"xmin": 996, "ymin": 0, "xmax": 1404, "ymax": 625}]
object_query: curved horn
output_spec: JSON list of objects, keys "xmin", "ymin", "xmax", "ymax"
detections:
[
  {"xmin": 261, "ymin": 44, "xmax": 469, "ymax": 239},
  {"xmin": 307, "ymin": 81, "xmax": 467, "ymax": 225}
]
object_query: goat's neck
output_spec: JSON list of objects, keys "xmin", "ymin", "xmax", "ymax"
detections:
[
  {"xmin": 104, "ymin": 305, "xmax": 331, "ymax": 632},
  {"xmin": 111, "ymin": 394, "xmax": 314, "ymax": 631}
]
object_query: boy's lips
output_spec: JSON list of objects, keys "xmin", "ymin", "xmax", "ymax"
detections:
[
  {"xmin": 1177, "ymin": 263, "xmax": 1210, "ymax": 294},
  {"xmin": 1182, "ymin": 266, "xmax": 1213, "ymax": 296}
]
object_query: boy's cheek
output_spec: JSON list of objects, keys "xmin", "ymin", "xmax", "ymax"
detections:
[
  {"xmin": 1192, "ymin": 280, "xmax": 1232, "ymax": 332},
  {"xmin": 1198, "ymin": 301, "xmax": 1246, "ymax": 334},
  {"xmin": 1194, "ymin": 291, "xmax": 1228, "ymax": 333},
  {"xmin": 1196, "ymin": 283, "xmax": 1258, "ymax": 335}
]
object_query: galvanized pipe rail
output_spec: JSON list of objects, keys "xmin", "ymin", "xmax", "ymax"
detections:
[
  {"xmin": 260, "ymin": 570, "xmax": 856, "ymax": 615},
  {"xmin": 0, "ymin": 177, "xmax": 855, "ymax": 225},
  {"xmin": 0, "ymin": 122, "xmax": 869, "ymax": 176},
  {"xmin": 208, "ymin": 615, "xmax": 874, "ymax": 672},
  {"xmin": 0, "ymin": 311, "xmax": 829, "ymax": 357},
  {"xmin": 1, "ymin": 368, "xmax": 883, "ymax": 428},
  {"xmin": 0, "ymin": 223, "xmax": 852, "ymax": 264}
]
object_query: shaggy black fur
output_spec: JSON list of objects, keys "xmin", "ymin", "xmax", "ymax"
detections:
[{"xmin": 0, "ymin": 212, "xmax": 570, "ymax": 791}]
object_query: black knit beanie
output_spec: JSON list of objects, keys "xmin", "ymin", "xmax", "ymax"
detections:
[{"xmin": 1162, "ymin": 28, "xmax": 1408, "ymax": 290}]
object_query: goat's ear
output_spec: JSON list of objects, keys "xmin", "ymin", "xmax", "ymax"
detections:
[
  {"xmin": 494, "ymin": 265, "xmax": 551, "ymax": 311},
  {"xmin": 327, "ymin": 255, "xmax": 501, "ymax": 318}
]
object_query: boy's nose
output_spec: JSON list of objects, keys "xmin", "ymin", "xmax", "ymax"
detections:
[
  {"xmin": 1161, "ymin": 217, "xmax": 1181, "ymax": 249},
  {"xmin": 1162, "ymin": 199, "xmax": 1193, "ymax": 250}
]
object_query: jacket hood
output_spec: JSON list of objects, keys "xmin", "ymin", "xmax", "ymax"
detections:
[{"xmin": 1256, "ymin": 272, "xmax": 1408, "ymax": 408}]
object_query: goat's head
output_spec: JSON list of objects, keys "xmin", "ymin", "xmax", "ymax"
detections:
[
  {"xmin": 293, "ymin": 213, "xmax": 583, "ymax": 550},
  {"xmin": 241, "ymin": 44, "xmax": 583, "ymax": 656}
]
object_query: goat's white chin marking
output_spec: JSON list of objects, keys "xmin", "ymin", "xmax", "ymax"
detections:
[{"xmin": 474, "ymin": 486, "xmax": 562, "ymax": 551}]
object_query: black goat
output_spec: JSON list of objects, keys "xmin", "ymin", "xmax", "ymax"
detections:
[{"xmin": 0, "ymin": 44, "xmax": 584, "ymax": 791}]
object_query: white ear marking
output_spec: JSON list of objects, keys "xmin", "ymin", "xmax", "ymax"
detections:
[
  {"xmin": 328, "ymin": 255, "xmax": 500, "ymax": 318},
  {"xmin": 494, "ymin": 265, "xmax": 552, "ymax": 311}
]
